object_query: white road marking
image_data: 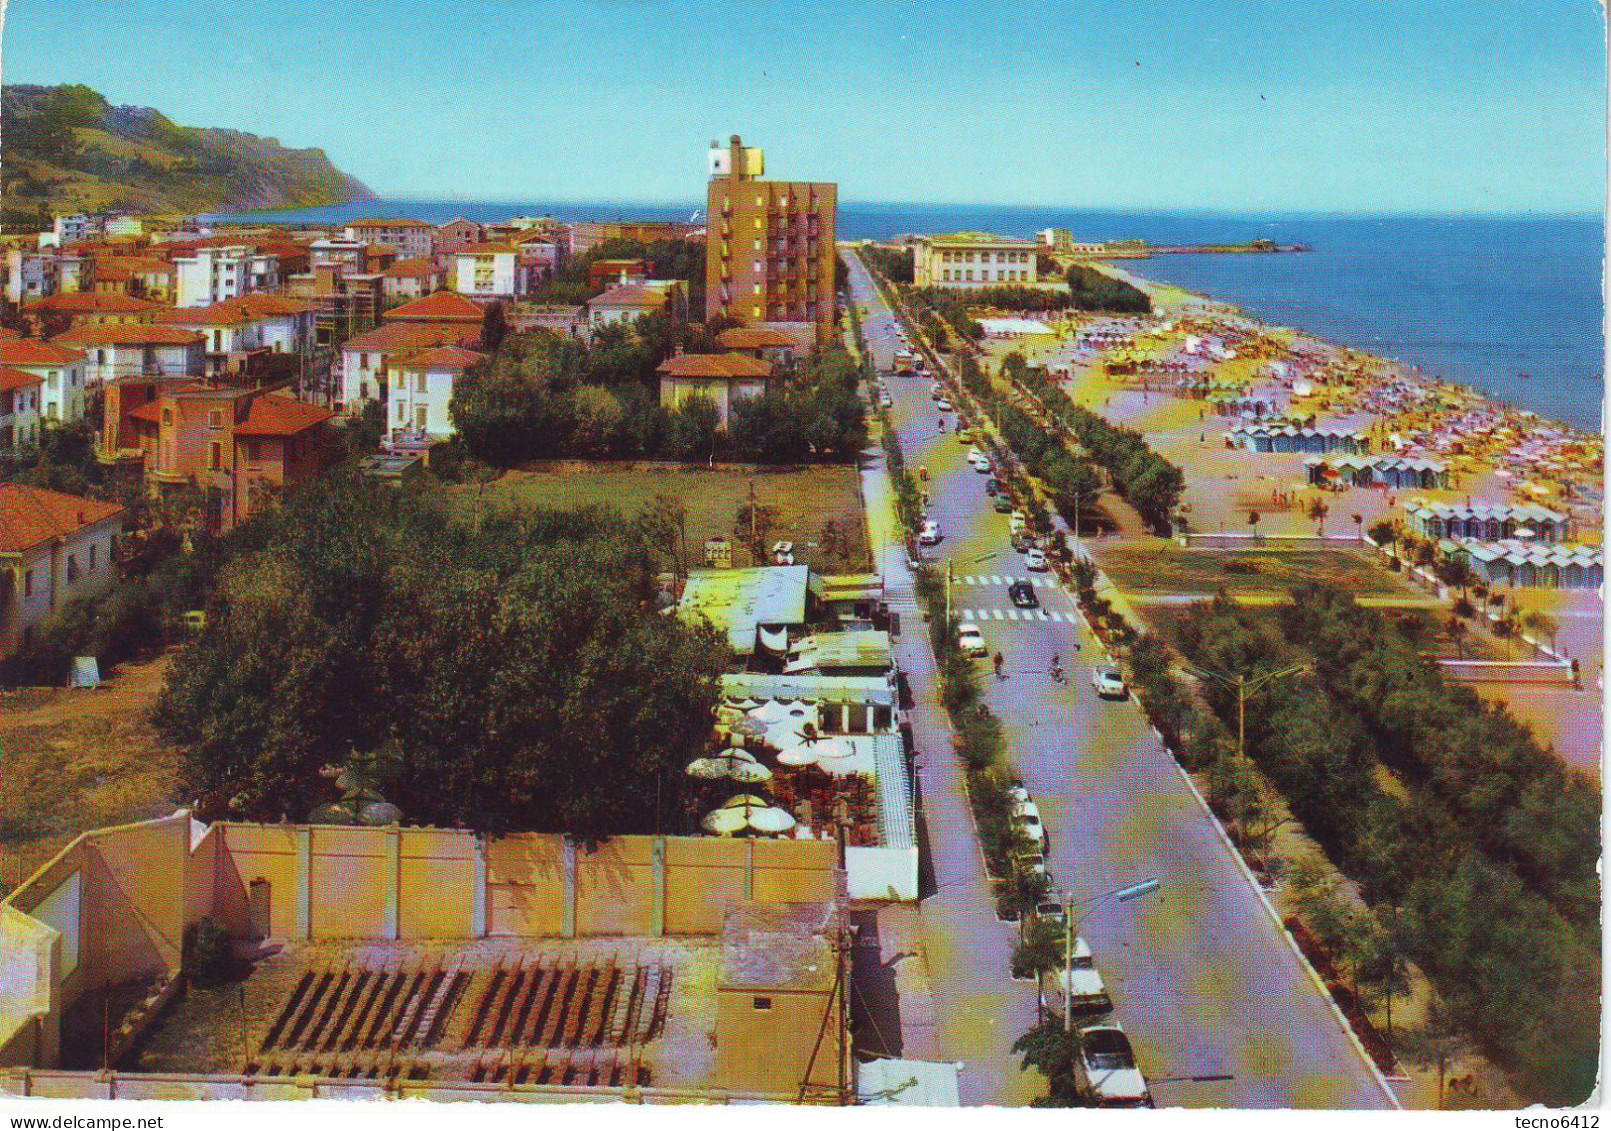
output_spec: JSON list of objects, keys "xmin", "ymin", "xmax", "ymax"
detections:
[
  {"xmin": 992, "ymin": 609, "xmax": 1004, "ymax": 620},
  {"xmin": 961, "ymin": 609, "xmax": 975, "ymax": 621}
]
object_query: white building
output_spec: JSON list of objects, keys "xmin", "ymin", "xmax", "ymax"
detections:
[
  {"xmin": 911, "ymin": 232, "xmax": 1039, "ymax": 287},
  {"xmin": 51, "ymin": 325, "xmax": 205, "ymax": 386},
  {"xmin": 342, "ymin": 218, "xmax": 435, "ymax": 259},
  {"xmin": 453, "ymin": 244, "xmax": 523, "ymax": 299},
  {"xmin": 338, "ymin": 322, "xmax": 479, "ymax": 413},
  {"xmin": 5, "ymin": 250, "xmax": 88, "ymax": 304},
  {"xmin": 173, "ymin": 245, "xmax": 278, "ymax": 308},
  {"xmin": 156, "ymin": 296, "xmax": 313, "ymax": 375},
  {"xmin": 0, "ymin": 340, "xmax": 87, "ymax": 426},
  {"xmin": 385, "ymin": 344, "xmax": 485, "ymax": 440},
  {"xmin": 0, "ymin": 368, "xmax": 43, "ymax": 456},
  {"xmin": 0, "ymin": 485, "xmax": 126, "ymax": 656},
  {"xmin": 585, "ymin": 282, "xmax": 673, "ymax": 334}
]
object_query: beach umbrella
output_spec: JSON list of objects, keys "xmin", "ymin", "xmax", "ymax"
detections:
[
  {"xmin": 747, "ymin": 807, "xmax": 797, "ymax": 835},
  {"xmin": 686, "ymin": 757, "xmax": 729, "ymax": 780},
  {"xmin": 776, "ymin": 741, "xmax": 821, "ymax": 767},
  {"xmin": 702, "ymin": 807, "xmax": 747, "ymax": 836},
  {"xmin": 730, "ymin": 760, "xmax": 774, "ymax": 785},
  {"xmin": 722, "ymin": 793, "xmax": 769, "ymax": 812}
]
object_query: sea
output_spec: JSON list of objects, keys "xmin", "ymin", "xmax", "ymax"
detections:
[{"xmin": 204, "ymin": 200, "xmax": 1605, "ymax": 431}]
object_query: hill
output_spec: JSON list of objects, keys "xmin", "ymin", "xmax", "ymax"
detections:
[{"xmin": 1, "ymin": 84, "xmax": 376, "ymax": 231}]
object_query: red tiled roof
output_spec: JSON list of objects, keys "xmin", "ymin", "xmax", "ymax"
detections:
[
  {"xmin": 0, "ymin": 366, "xmax": 45, "ymax": 392},
  {"xmin": 53, "ymin": 325, "xmax": 203, "ymax": 348},
  {"xmin": 155, "ymin": 303, "xmax": 250, "ymax": 327},
  {"xmin": 234, "ymin": 394, "xmax": 335, "ymax": 437},
  {"xmin": 0, "ymin": 484, "xmax": 125, "ymax": 554},
  {"xmin": 381, "ymin": 290, "xmax": 486, "ymax": 324},
  {"xmin": 590, "ymin": 284, "xmax": 670, "ymax": 310},
  {"xmin": 0, "ymin": 327, "xmax": 18, "ymax": 341},
  {"xmin": 343, "ymin": 322, "xmax": 478, "ymax": 353},
  {"xmin": 656, "ymin": 352, "xmax": 773, "ymax": 379},
  {"xmin": 24, "ymin": 292, "xmax": 164, "ymax": 315},
  {"xmin": 348, "ymin": 217, "xmax": 432, "ymax": 229},
  {"xmin": 392, "ymin": 345, "xmax": 486, "ymax": 372},
  {"xmin": 231, "ymin": 294, "xmax": 312, "ymax": 317},
  {"xmin": 382, "ymin": 258, "xmax": 441, "ymax": 279},
  {"xmin": 0, "ymin": 339, "xmax": 85, "ymax": 366},
  {"xmin": 716, "ymin": 326, "xmax": 797, "ymax": 349},
  {"xmin": 128, "ymin": 401, "xmax": 164, "ymax": 424}
]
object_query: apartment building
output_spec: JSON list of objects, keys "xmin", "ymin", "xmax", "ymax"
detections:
[
  {"xmin": 339, "ymin": 321, "xmax": 480, "ymax": 411},
  {"xmin": 435, "ymin": 217, "xmax": 484, "ymax": 256},
  {"xmin": 385, "ymin": 344, "xmax": 486, "ymax": 440},
  {"xmin": 453, "ymin": 244, "xmax": 524, "ymax": 298},
  {"xmin": 342, "ymin": 217, "xmax": 435, "ymax": 259},
  {"xmin": 4, "ymin": 249, "xmax": 89, "ymax": 304},
  {"xmin": 106, "ymin": 384, "xmax": 335, "ymax": 531},
  {"xmin": 0, "ymin": 485, "xmax": 125, "ymax": 655},
  {"xmin": 380, "ymin": 258, "xmax": 446, "ymax": 302},
  {"xmin": 52, "ymin": 324, "xmax": 205, "ymax": 387},
  {"xmin": 0, "ymin": 369, "xmax": 43, "ymax": 457},
  {"xmin": 0, "ymin": 340, "xmax": 87, "ymax": 426},
  {"xmin": 911, "ymin": 232, "xmax": 1040, "ymax": 287},
  {"xmin": 173, "ymin": 244, "xmax": 279, "ymax": 307},
  {"xmin": 705, "ymin": 135, "xmax": 837, "ymax": 344},
  {"xmin": 155, "ymin": 295, "xmax": 314, "ymax": 378},
  {"xmin": 23, "ymin": 291, "xmax": 165, "ymax": 330}
]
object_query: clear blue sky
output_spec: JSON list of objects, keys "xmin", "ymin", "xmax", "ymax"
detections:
[{"xmin": 4, "ymin": 0, "xmax": 1605, "ymax": 212}]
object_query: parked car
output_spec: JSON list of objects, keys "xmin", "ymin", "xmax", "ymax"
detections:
[
  {"xmin": 957, "ymin": 622, "xmax": 988, "ymax": 657},
  {"xmin": 1012, "ymin": 799, "xmax": 1045, "ymax": 843},
  {"xmin": 1024, "ymin": 548, "xmax": 1048, "ymax": 572},
  {"xmin": 1045, "ymin": 938, "xmax": 1114, "ymax": 1017},
  {"xmin": 918, "ymin": 520, "xmax": 943, "ymax": 546},
  {"xmin": 1035, "ymin": 898, "xmax": 1066, "ymax": 926},
  {"xmin": 984, "ymin": 476, "xmax": 1000, "ymax": 494},
  {"xmin": 1011, "ymin": 531, "xmax": 1033, "ymax": 552},
  {"xmin": 1077, "ymin": 1026, "xmax": 1151, "ymax": 1108},
  {"xmin": 1012, "ymin": 848, "xmax": 1048, "ymax": 880},
  {"xmin": 972, "ymin": 455, "xmax": 992, "ymax": 474},
  {"xmin": 879, "ymin": 392, "xmax": 893, "ymax": 408},
  {"xmin": 936, "ymin": 398, "xmax": 953, "ymax": 412},
  {"xmin": 1009, "ymin": 580, "xmax": 1039, "ymax": 609},
  {"xmin": 771, "ymin": 540, "xmax": 795, "ymax": 566},
  {"xmin": 994, "ymin": 495, "xmax": 1016, "ymax": 514},
  {"xmin": 1092, "ymin": 668, "xmax": 1127, "ymax": 699}
]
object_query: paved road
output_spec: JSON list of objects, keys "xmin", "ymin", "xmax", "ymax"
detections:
[{"xmin": 847, "ymin": 251, "xmax": 1397, "ymax": 1110}]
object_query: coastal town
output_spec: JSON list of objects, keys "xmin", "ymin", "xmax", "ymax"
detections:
[{"xmin": 0, "ymin": 108, "xmax": 1601, "ymax": 1121}]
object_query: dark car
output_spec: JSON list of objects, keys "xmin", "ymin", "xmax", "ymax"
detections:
[
  {"xmin": 984, "ymin": 476, "xmax": 1000, "ymax": 496},
  {"xmin": 1009, "ymin": 580, "xmax": 1039, "ymax": 609}
]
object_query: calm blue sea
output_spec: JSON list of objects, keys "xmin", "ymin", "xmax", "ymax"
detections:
[{"xmin": 207, "ymin": 200, "xmax": 1605, "ymax": 429}]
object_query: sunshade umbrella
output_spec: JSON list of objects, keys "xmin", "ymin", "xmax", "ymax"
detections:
[
  {"xmin": 686, "ymin": 757, "xmax": 729, "ymax": 780},
  {"xmin": 747, "ymin": 807, "xmax": 797, "ymax": 835},
  {"xmin": 702, "ymin": 808, "xmax": 747, "ymax": 835},
  {"xmin": 729, "ymin": 761, "xmax": 774, "ymax": 785}
]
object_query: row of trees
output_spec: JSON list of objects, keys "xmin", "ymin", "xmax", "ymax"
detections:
[
  {"xmin": 156, "ymin": 474, "xmax": 728, "ymax": 840},
  {"xmin": 1065, "ymin": 264, "xmax": 1151, "ymax": 313},
  {"xmin": 1010, "ymin": 360, "xmax": 1183, "ymax": 531},
  {"xmin": 449, "ymin": 325, "xmax": 865, "ymax": 468},
  {"xmin": 1168, "ymin": 588, "xmax": 1598, "ymax": 1104}
]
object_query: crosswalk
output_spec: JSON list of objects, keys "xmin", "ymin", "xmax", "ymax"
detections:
[{"xmin": 958, "ymin": 608, "xmax": 1078, "ymax": 623}]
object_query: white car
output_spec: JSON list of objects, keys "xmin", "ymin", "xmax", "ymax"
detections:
[
  {"xmin": 879, "ymin": 392, "xmax": 893, "ymax": 408},
  {"xmin": 971, "ymin": 455, "xmax": 992, "ymax": 474},
  {"xmin": 1024, "ymin": 548, "xmax": 1048, "ymax": 571},
  {"xmin": 957, "ymin": 622, "xmax": 988, "ymax": 657},
  {"xmin": 771, "ymin": 540, "xmax": 795, "ymax": 566},
  {"xmin": 1012, "ymin": 799, "xmax": 1045, "ymax": 843},
  {"xmin": 1092, "ymin": 668, "xmax": 1127, "ymax": 699},
  {"xmin": 918, "ymin": 520, "xmax": 942, "ymax": 546},
  {"xmin": 1045, "ymin": 937, "xmax": 1113, "ymax": 1016},
  {"xmin": 936, "ymin": 398, "xmax": 953, "ymax": 412},
  {"xmin": 1078, "ymin": 1025, "xmax": 1152, "ymax": 1108}
]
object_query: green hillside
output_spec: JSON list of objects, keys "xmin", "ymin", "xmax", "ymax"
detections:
[{"xmin": 2, "ymin": 84, "xmax": 375, "ymax": 231}]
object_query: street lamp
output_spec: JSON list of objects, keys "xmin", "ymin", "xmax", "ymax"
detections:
[
  {"xmin": 945, "ymin": 548, "xmax": 1005, "ymax": 625},
  {"xmin": 1059, "ymin": 877, "xmax": 1162, "ymax": 1033},
  {"xmin": 1178, "ymin": 662, "xmax": 1310, "ymax": 768}
]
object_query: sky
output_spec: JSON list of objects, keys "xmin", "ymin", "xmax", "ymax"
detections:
[{"xmin": 2, "ymin": 0, "xmax": 1605, "ymax": 213}]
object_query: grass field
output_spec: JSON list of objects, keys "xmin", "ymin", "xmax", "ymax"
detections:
[
  {"xmin": 1093, "ymin": 537, "xmax": 1422, "ymax": 599},
  {"xmin": 0, "ymin": 655, "xmax": 180, "ymax": 895},
  {"xmin": 456, "ymin": 461, "xmax": 873, "ymax": 574}
]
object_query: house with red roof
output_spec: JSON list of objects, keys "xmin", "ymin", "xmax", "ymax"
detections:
[
  {"xmin": 657, "ymin": 352, "xmax": 774, "ymax": 427},
  {"xmin": 342, "ymin": 218, "xmax": 435, "ymax": 260},
  {"xmin": 0, "ymin": 484, "xmax": 126, "ymax": 655},
  {"xmin": 381, "ymin": 288, "xmax": 487, "ymax": 328},
  {"xmin": 50, "ymin": 324, "xmax": 204, "ymax": 386},
  {"xmin": 22, "ymin": 291, "xmax": 166, "ymax": 330},
  {"xmin": 0, "ymin": 368, "xmax": 44, "ymax": 456},
  {"xmin": 385, "ymin": 345, "xmax": 486, "ymax": 441},
  {"xmin": 0, "ymin": 340, "xmax": 88, "ymax": 425},
  {"xmin": 452, "ymin": 244, "xmax": 525, "ymax": 299},
  {"xmin": 338, "ymin": 320, "xmax": 481, "ymax": 414},
  {"xmin": 380, "ymin": 258, "xmax": 447, "ymax": 303},
  {"xmin": 154, "ymin": 296, "xmax": 314, "ymax": 377},
  {"xmin": 111, "ymin": 385, "xmax": 335, "ymax": 531}
]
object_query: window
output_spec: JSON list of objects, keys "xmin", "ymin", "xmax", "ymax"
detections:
[
  {"xmin": 416, "ymin": 373, "xmax": 427, "ymax": 394},
  {"xmin": 23, "ymin": 569, "xmax": 34, "ymax": 598},
  {"xmin": 88, "ymin": 544, "xmax": 98, "ymax": 572},
  {"xmin": 210, "ymin": 441, "xmax": 223, "ymax": 470},
  {"xmin": 208, "ymin": 409, "xmax": 224, "ymax": 429},
  {"xmin": 161, "ymin": 408, "xmax": 173, "ymax": 426},
  {"xmin": 66, "ymin": 554, "xmax": 79, "ymax": 582},
  {"xmin": 752, "ymin": 997, "xmax": 773, "ymax": 1011}
]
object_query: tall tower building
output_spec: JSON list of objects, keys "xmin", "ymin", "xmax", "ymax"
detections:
[{"xmin": 705, "ymin": 135, "xmax": 838, "ymax": 345}]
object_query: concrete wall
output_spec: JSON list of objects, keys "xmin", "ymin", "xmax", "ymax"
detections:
[{"xmin": 1, "ymin": 815, "xmax": 841, "ymax": 1072}]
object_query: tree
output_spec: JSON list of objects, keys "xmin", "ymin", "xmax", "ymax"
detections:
[
  {"xmin": 1013, "ymin": 1022, "xmax": 1087, "ymax": 1106},
  {"xmin": 1444, "ymin": 615, "xmax": 1468, "ymax": 660},
  {"xmin": 157, "ymin": 476, "xmax": 729, "ymax": 839},
  {"xmin": 1247, "ymin": 509, "xmax": 1262, "ymax": 541},
  {"xmin": 1400, "ymin": 994, "xmax": 1473, "ymax": 1109},
  {"xmin": 480, "ymin": 302, "xmax": 508, "ymax": 352},
  {"xmin": 1355, "ymin": 908, "xmax": 1413, "ymax": 1041},
  {"xmin": 1368, "ymin": 520, "xmax": 1397, "ymax": 548}
]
